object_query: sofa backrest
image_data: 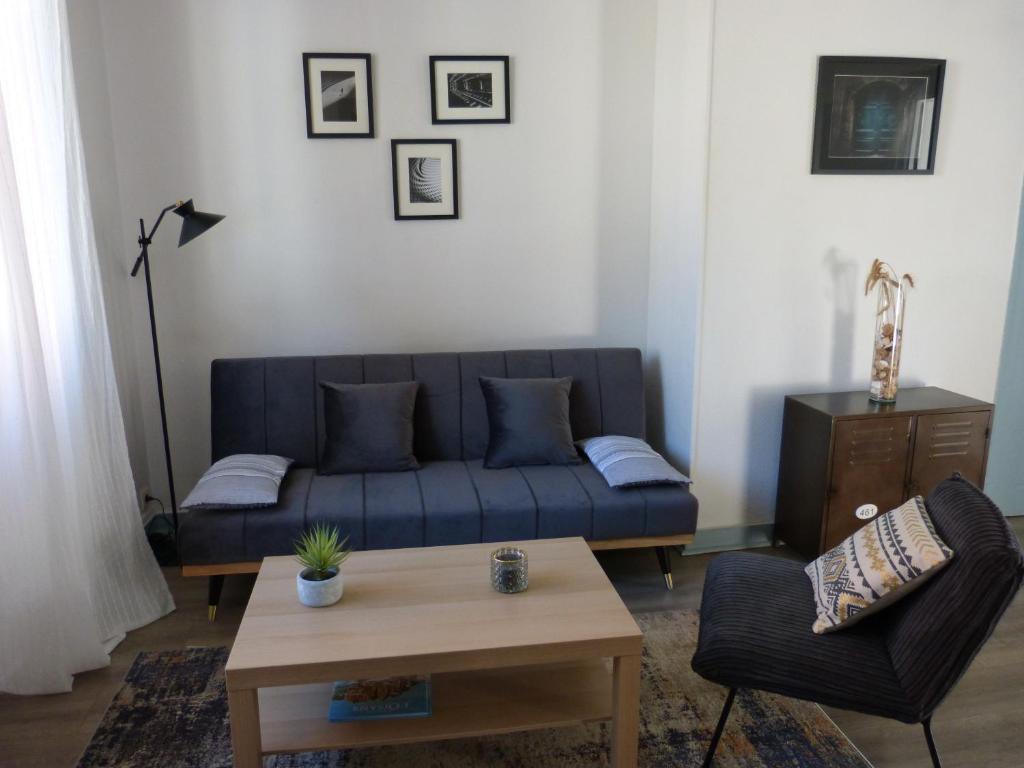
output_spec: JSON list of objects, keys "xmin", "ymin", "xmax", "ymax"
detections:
[
  {"xmin": 882, "ymin": 475, "xmax": 1023, "ymax": 720},
  {"xmin": 210, "ymin": 348, "xmax": 646, "ymax": 467}
]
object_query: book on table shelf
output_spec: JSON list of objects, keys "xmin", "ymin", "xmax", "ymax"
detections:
[{"xmin": 328, "ymin": 676, "xmax": 432, "ymax": 722}]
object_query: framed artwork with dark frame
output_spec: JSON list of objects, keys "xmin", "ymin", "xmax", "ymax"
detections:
[
  {"xmin": 429, "ymin": 56, "xmax": 511, "ymax": 124},
  {"xmin": 302, "ymin": 52, "xmax": 374, "ymax": 138},
  {"xmin": 811, "ymin": 56, "xmax": 946, "ymax": 174},
  {"xmin": 391, "ymin": 139, "xmax": 459, "ymax": 220}
]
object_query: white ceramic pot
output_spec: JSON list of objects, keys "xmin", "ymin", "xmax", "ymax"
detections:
[{"xmin": 296, "ymin": 568, "xmax": 344, "ymax": 607}]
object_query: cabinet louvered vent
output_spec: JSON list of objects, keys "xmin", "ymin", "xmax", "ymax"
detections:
[
  {"xmin": 928, "ymin": 419, "xmax": 974, "ymax": 459},
  {"xmin": 847, "ymin": 426, "xmax": 900, "ymax": 465}
]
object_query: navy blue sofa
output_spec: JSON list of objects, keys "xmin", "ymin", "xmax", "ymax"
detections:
[{"xmin": 178, "ymin": 348, "xmax": 699, "ymax": 616}]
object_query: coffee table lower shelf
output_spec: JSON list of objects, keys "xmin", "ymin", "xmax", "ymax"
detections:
[{"xmin": 257, "ymin": 659, "xmax": 614, "ymax": 755}]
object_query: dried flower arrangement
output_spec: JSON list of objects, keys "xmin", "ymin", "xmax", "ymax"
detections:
[{"xmin": 865, "ymin": 260, "xmax": 915, "ymax": 403}]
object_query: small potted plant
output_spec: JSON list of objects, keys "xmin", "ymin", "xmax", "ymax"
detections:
[{"xmin": 294, "ymin": 524, "xmax": 351, "ymax": 607}]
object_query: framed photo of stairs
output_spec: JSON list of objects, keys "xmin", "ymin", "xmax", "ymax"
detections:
[{"xmin": 430, "ymin": 55, "xmax": 511, "ymax": 124}]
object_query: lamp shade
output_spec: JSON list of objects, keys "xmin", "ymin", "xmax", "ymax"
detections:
[{"xmin": 173, "ymin": 199, "xmax": 225, "ymax": 247}]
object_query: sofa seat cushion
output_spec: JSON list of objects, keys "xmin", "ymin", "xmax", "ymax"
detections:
[
  {"xmin": 691, "ymin": 551, "xmax": 917, "ymax": 722},
  {"xmin": 178, "ymin": 461, "xmax": 698, "ymax": 565}
]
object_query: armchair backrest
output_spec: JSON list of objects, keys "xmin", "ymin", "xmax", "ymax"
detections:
[{"xmin": 883, "ymin": 475, "xmax": 1023, "ymax": 721}]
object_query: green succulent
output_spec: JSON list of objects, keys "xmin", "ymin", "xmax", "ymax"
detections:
[{"xmin": 294, "ymin": 524, "xmax": 351, "ymax": 581}]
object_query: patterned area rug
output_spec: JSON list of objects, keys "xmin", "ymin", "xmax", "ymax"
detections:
[{"xmin": 78, "ymin": 610, "xmax": 869, "ymax": 767}]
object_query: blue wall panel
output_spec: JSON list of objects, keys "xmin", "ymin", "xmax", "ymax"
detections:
[{"xmin": 987, "ymin": 183, "xmax": 1024, "ymax": 516}]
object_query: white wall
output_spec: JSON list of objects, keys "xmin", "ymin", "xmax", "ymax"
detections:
[
  {"xmin": 87, "ymin": 0, "xmax": 657, "ymax": 504},
  {"xmin": 691, "ymin": 0, "xmax": 1024, "ymax": 530},
  {"xmin": 72, "ymin": 0, "xmax": 1024, "ymax": 531},
  {"xmin": 645, "ymin": 0, "xmax": 714, "ymax": 473}
]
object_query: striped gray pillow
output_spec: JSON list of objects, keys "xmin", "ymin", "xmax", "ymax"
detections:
[
  {"xmin": 181, "ymin": 454, "xmax": 293, "ymax": 510},
  {"xmin": 577, "ymin": 436, "xmax": 691, "ymax": 488}
]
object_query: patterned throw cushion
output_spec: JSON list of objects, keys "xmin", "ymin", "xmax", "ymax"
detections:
[{"xmin": 805, "ymin": 497, "xmax": 954, "ymax": 634}]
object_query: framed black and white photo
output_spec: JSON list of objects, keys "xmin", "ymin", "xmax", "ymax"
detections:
[
  {"xmin": 429, "ymin": 56, "xmax": 510, "ymax": 124},
  {"xmin": 391, "ymin": 139, "xmax": 459, "ymax": 220},
  {"xmin": 811, "ymin": 56, "xmax": 945, "ymax": 174},
  {"xmin": 302, "ymin": 52, "xmax": 374, "ymax": 138}
]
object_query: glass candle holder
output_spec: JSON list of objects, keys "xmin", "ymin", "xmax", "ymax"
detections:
[{"xmin": 491, "ymin": 547, "xmax": 528, "ymax": 594}]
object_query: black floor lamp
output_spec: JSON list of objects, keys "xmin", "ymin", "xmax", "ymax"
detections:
[{"xmin": 131, "ymin": 200, "xmax": 224, "ymax": 543}]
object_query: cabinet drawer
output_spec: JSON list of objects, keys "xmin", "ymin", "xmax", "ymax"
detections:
[{"xmin": 824, "ymin": 416, "xmax": 912, "ymax": 550}]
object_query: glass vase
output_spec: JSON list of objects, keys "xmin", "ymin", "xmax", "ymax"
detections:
[{"xmin": 866, "ymin": 260, "xmax": 914, "ymax": 403}]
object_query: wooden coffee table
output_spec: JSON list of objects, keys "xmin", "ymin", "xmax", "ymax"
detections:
[{"xmin": 225, "ymin": 537, "xmax": 644, "ymax": 766}]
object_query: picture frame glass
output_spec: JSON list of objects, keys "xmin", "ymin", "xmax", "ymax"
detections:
[
  {"xmin": 394, "ymin": 142, "xmax": 456, "ymax": 218},
  {"xmin": 827, "ymin": 74, "xmax": 933, "ymax": 162},
  {"xmin": 432, "ymin": 58, "xmax": 508, "ymax": 122},
  {"xmin": 306, "ymin": 55, "xmax": 371, "ymax": 136}
]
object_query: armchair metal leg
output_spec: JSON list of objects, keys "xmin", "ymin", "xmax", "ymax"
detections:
[
  {"xmin": 654, "ymin": 546, "xmax": 674, "ymax": 590},
  {"xmin": 702, "ymin": 688, "xmax": 736, "ymax": 767},
  {"xmin": 208, "ymin": 575, "xmax": 225, "ymax": 622},
  {"xmin": 923, "ymin": 717, "xmax": 943, "ymax": 768}
]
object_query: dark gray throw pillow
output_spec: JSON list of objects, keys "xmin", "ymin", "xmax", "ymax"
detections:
[
  {"xmin": 479, "ymin": 376, "xmax": 581, "ymax": 469},
  {"xmin": 319, "ymin": 380, "xmax": 420, "ymax": 474}
]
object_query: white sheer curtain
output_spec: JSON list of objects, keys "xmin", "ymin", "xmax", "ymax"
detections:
[{"xmin": 0, "ymin": 0, "xmax": 174, "ymax": 694}]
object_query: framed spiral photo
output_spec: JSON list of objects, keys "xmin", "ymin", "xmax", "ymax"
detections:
[
  {"xmin": 390, "ymin": 139, "xmax": 459, "ymax": 220},
  {"xmin": 429, "ymin": 55, "xmax": 510, "ymax": 124}
]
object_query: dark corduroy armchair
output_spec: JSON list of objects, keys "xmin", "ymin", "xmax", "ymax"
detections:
[{"xmin": 691, "ymin": 476, "xmax": 1023, "ymax": 767}]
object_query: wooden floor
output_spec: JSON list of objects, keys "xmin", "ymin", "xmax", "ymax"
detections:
[{"xmin": 1, "ymin": 519, "xmax": 1022, "ymax": 768}]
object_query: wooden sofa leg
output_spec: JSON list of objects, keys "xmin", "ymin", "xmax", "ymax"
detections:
[
  {"xmin": 208, "ymin": 575, "xmax": 225, "ymax": 622},
  {"xmin": 655, "ymin": 546, "xmax": 674, "ymax": 590}
]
